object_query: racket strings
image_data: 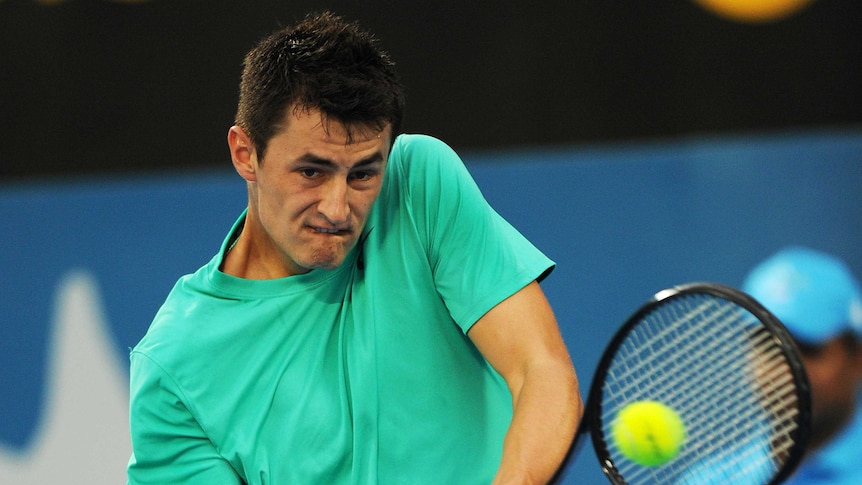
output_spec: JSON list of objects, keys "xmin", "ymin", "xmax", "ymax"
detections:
[
  {"xmin": 599, "ymin": 294, "xmax": 801, "ymax": 484},
  {"xmin": 608, "ymin": 305, "xmax": 737, "ymax": 419},
  {"xmin": 610, "ymin": 300, "xmax": 755, "ymax": 419},
  {"xmin": 749, "ymin": 330, "xmax": 802, "ymax": 465},
  {"xmin": 609, "ymin": 302, "xmax": 767, "ymax": 481}
]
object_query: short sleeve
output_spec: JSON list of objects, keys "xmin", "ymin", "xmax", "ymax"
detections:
[
  {"xmin": 393, "ymin": 135, "xmax": 555, "ymax": 332},
  {"xmin": 127, "ymin": 352, "xmax": 243, "ymax": 485}
]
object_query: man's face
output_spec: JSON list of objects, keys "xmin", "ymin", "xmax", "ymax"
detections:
[
  {"xmin": 238, "ymin": 107, "xmax": 391, "ymax": 277},
  {"xmin": 798, "ymin": 336, "xmax": 862, "ymax": 449}
]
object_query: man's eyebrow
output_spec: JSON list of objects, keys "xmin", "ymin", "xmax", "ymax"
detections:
[
  {"xmin": 296, "ymin": 152, "xmax": 385, "ymax": 168},
  {"xmin": 354, "ymin": 153, "xmax": 385, "ymax": 167}
]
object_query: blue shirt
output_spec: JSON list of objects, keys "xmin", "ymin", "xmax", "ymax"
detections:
[{"xmin": 785, "ymin": 406, "xmax": 862, "ymax": 485}]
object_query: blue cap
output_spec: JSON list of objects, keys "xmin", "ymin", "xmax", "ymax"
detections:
[{"xmin": 742, "ymin": 247, "xmax": 862, "ymax": 345}]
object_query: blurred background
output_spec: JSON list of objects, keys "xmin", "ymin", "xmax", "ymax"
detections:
[
  {"xmin": 1, "ymin": 0, "xmax": 861, "ymax": 483},
  {"xmin": 3, "ymin": 0, "xmax": 861, "ymax": 179}
]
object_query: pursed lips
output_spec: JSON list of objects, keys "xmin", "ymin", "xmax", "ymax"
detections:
[{"xmin": 311, "ymin": 225, "xmax": 351, "ymax": 235}]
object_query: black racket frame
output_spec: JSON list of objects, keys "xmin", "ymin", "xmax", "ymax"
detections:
[{"xmin": 556, "ymin": 282, "xmax": 812, "ymax": 485}]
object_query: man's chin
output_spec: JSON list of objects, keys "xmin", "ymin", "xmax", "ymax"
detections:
[
  {"xmin": 305, "ymin": 246, "xmax": 354, "ymax": 271},
  {"xmin": 310, "ymin": 259, "xmax": 345, "ymax": 271}
]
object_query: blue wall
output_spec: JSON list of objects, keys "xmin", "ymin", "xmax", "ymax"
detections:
[{"xmin": 2, "ymin": 129, "xmax": 861, "ymax": 483}]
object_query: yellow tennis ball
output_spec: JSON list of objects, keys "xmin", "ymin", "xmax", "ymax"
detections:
[{"xmin": 611, "ymin": 400, "xmax": 686, "ymax": 467}]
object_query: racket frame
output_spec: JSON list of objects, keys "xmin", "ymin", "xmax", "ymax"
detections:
[{"xmin": 580, "ymin": 282, "xmax": 811, "ymax": 485}]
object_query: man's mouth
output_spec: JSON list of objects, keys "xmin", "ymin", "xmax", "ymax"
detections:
[{"xmin": 313, "ymin": 226, "xmax": 349, "ymax": 235}]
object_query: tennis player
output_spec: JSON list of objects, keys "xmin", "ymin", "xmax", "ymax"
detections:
[
  {"xmin": 743, "ymin": 247, "xmax": 862, "ymax": 484},
  {"xmin": 126, "ymin": 11, "xmax": 581, "ymax": 484}
]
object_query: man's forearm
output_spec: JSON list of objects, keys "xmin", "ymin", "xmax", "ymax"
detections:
[{"xmin": 493, "ymin": 358, "xmax": 583, "ymax": 484}]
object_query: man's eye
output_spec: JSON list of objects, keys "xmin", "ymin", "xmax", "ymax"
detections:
[
  {"xmin": 300, "ymin": 168, "xmax": 320, "ymax": 178},
  {"xmin": 351, "ymin": 171, "xmax": 372, "ymax": 181}
]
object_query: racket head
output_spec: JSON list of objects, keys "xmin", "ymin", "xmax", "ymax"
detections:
[{"xmin": 584, "ymin": 282, "xmax": 811, "ymax": 485}]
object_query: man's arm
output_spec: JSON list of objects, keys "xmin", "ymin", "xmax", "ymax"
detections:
[{"xmin": 468, "ymin": 280, "xmax": 583, "ymax": 485}]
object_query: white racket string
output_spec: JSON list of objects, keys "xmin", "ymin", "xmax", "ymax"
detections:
[{"xmin": 596, "ymin": 293, "xmax": 802, "ymax": 484}]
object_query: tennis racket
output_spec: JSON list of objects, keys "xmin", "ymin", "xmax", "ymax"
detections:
[{"xmin": 560, "ymin": 282, "xmax": 811, "ymax": 485}]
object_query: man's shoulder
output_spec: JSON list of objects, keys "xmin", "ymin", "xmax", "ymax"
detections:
[
  {"xmin": 386, "ymin": 134, "xmax": 466, "ymax": 191},
  {"xmin": 391, "ymin": 134, "xmax": 457, "ymax": 161},
  {"xmin": 130, "ymin": 267, "xmax": 221, "ymax": 364}
]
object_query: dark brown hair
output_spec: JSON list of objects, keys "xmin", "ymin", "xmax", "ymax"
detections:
[{"xmin": 235, "ymin": 12, "xmax": 406, "ymax": 159}]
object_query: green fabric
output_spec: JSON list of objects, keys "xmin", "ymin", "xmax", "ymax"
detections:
[{"xmin": 128, "ymin": 134, "xmax": 555, "ymax": 484}]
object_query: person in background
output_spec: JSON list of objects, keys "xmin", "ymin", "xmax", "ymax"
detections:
[
  {"xmin": 126, "ymin": 11, "xmax": 581, "ymax": 484},
  {"xmin": 743, "ymin": 246, "xmax": 862, "ymax": 484}
]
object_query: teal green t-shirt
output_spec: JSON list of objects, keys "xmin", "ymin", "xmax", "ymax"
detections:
[{"xmin": 127, "ymin": 134, "xmax": 555, "ymax": 484}]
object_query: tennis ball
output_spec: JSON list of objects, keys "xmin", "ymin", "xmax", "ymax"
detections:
[{"xmin": 611, "ymin": 400, "xmax": 686, "ymax": 467}]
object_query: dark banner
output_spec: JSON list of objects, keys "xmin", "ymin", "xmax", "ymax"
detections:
[{"xmin": 1, "ymin": 0, "xmax": 860, "ymax": 178}]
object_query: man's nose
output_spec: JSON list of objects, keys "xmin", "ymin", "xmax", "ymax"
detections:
[{"xmin": 318, "ymin": 178, "xmax": 350, "ymax": 225}]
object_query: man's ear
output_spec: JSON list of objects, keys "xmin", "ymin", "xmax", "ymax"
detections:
[{"xmin": 228, "ymin": 125, "xmax": 258, "ymax": 182}]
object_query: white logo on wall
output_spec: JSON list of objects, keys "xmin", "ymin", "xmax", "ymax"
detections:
[{"xmin": 0, "ymin": 271, "xmax": 131, "ymax": 484}]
